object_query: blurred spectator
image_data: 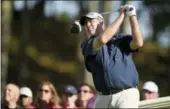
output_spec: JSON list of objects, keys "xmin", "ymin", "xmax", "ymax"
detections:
[
  {"xmin": 141, "ymin": 81, "xmax": 159, "ymax": 100},
  {"xmin": 77, "ymin": 83, "xmax": 96, "ymax": 108},
  {"xmin": 19, "ymin": 87, "xmax": 35, "ymax": 108},
  {"xmin": 2, "ymin": 83, "xmax": 20, "ymax": 108},
  {"xmin": 86, "ymin": 94, "xmax": 97, "ymax": 108},
  {"xmin": 34, "ymin": 81, "xmax": 61, "ymax": 108},
  {"xmin": 61, "ymin": 85, "xmax": 78, "ymax": 108}
]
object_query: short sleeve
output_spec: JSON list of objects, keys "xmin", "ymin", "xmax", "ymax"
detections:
[
  {"xmin": 81, "ymin": 37, "xmax": 97, "ymax": 57},
  {"xmin": 118, "ymin": 33, "xmax": 138, "ymax": 54}
]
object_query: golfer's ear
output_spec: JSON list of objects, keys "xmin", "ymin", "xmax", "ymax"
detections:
[
  {"xmin": 100, "ymin": 21, "xmax": 105, "ymax": 28},
  {"xmin": 100, "ymin": 21, "xmax": 103, "ymax": 24},
  {"xmin": 100, "ymin": 21, "xmax": 105, "ymax": 27},
  {"xmin": 98, "ymin": 21, "xmax": 103, "ymax": 27}
]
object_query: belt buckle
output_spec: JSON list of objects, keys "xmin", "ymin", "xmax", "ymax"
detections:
[{"xmin": 110, "ymin": 89, "xmax": 122, "ymax": 94}]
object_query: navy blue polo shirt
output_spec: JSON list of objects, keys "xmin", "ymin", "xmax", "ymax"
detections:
[{"xmin": 81, "ymin": 33, "xmax": 139, "ymax": 92}]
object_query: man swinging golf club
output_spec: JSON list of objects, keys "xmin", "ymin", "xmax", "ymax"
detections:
[{"xmin": 80, "ymin": 4, "xmax": 143, "ymax": 108}]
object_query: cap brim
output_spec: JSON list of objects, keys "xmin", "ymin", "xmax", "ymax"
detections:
[
  {"xmin": 20, "ymin": 94, "xmax": 30, "ymax": 97},
  {"xmin": 142, "ymin": 89, "xmax": 151, "ymax": 92},
  {"xmin": 65, "ymin": 91, "xmax": 77, "ymax": 95}
]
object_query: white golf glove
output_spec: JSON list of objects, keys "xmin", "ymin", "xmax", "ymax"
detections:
[{"xmin": 124, "ymin": 5, "xmax": 136, "ymax": 17}]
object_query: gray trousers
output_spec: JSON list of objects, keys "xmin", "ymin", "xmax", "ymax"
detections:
[{"xmin": 94, "ymin": 88, "xmax": 140, "ymax": 108}]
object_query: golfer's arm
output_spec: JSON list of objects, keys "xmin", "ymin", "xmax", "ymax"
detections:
[
  {"xmin": 130, "ymin": 16, "xmax": 143, "ymax": 50},
  {"xmin": 93, "ymin": 14, "xmax": 125, "ymax": 51}
]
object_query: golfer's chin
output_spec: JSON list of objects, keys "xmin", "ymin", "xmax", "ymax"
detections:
[{"xmin": 88, "ymin": 31, "xmax": 96, "ymax": 36}]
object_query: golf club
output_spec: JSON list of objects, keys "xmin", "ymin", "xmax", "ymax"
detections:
[
  {"xmin": 70, "ymin": 7, "xmax": 133, "ymax": 34},
  {"xmin": 70, "ymin": 10, "xmax": 117, "ymax": 34}
]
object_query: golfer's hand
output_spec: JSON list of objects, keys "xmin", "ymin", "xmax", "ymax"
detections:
[
  {"xmin": 119, "ymin": 6, "xmax": 125, "ymax": 17},
  {"xmin": 124, "ymin": 4, "xmax": 136, "ymax": 17},
  {"xmin": 96, "ymin": 22, "xmax": 104, "ymax": 36}
]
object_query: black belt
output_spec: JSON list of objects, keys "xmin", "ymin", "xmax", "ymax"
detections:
[{"xmin": 98, "ymin": 87, "xmax": 134, "ymax": 95}]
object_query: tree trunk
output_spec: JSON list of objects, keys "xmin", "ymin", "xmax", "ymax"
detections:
[
  {"xmin": 18, "ymin": 0, "xmax": 30, "ymax": 86},
  {"xmin": 76, "ymin": 1, "xmax": 89, "ymax": 85},
  {"xmin": 103, "ymin": 1, "xmax": 112, "ymax": 26},
  {"xmin": 1, "ymin": 0, "xmax": 13, "ymax": 97},
  {"xmin": 88, "ymin": 1, "xmax": 98, "ymax": 12},
  {"xmin": 120, "ymin": 0, "xmax": 132, "ymax": 34},
  {"xmin": 17, "ymin": 0, "xmax": 45, "ymax": 86}
]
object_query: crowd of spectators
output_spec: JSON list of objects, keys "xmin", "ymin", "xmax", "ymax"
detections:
[{"xmin": 1, "ymin": 80, "xmax": 159, "ymax": 109}]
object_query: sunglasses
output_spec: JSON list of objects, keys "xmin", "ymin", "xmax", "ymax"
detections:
[
  {"xmin": 78, "ymin": 90, "xmax": 91, "ymax": 94},
  {"xmin": 39, "ymin": 89, "xmax": 50, "ymax": 93},
  {"xmin": 20, "ymin": 95, "xmax": 28, "ymax": 98}
]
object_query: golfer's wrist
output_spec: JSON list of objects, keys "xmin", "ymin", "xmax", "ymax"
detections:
[
  {"xmin": 129, "ymin": 15, "xmax": 137, "ymax": 21},
  {"xmin": 119, "ymin": 13, "xmax": 125, "ymax": 19}
]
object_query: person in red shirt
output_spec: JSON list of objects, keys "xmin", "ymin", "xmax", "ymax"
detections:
[
  {"xmin": 19, "ymin": 87, "xmax": 35, "ymax": 108},
  {"xmin": 61, "ymin": 85, "xmax": 79, "ymax": 108},
  {"xmin": 34, "ymin": 81, "xmax": 61, "ymax": 109}
]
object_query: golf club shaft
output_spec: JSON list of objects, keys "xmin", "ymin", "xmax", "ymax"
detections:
[{"xmin": 100, "ymin": 9, "xmax": 119, "ymax": 15}]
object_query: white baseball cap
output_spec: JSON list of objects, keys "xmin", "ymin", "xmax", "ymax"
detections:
[
  {"xmin": 80, "ymin": 12, "xmax": 103, "ymax": 26},
  {"xmin": 142, "ymin": 81, "xmax": 159, "ymax": 93},
  {"xmin": 20, "ymin": 87, "xmax": 33, "ymax": 97}
]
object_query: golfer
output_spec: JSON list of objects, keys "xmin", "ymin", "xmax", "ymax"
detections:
[{"xmin": 80, "ymin": 4, "xmax": 143, "ymax": 108}]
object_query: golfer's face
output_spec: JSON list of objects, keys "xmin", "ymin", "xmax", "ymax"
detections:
[{"xmin": 85, "ymin": 18, "xmax": 101, "ymax": 35}]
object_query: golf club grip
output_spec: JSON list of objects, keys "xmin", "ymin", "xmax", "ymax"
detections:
[{"xmin": 101, "ymin": 7, "xmax": 133, "ymax": 15}]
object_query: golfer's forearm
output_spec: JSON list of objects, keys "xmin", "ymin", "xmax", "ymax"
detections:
[
  {"xmin": 130, "ymin": 16, "xmax": 143, "ymax": 49},
  {"xmin": 100, "ymin": 14, "xmax": 124, "ymax": 44}
]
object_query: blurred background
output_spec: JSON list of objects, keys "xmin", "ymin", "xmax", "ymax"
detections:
[{"xmin": 1, "ymin": 0, "xmax": 170, "ymax": 97}]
